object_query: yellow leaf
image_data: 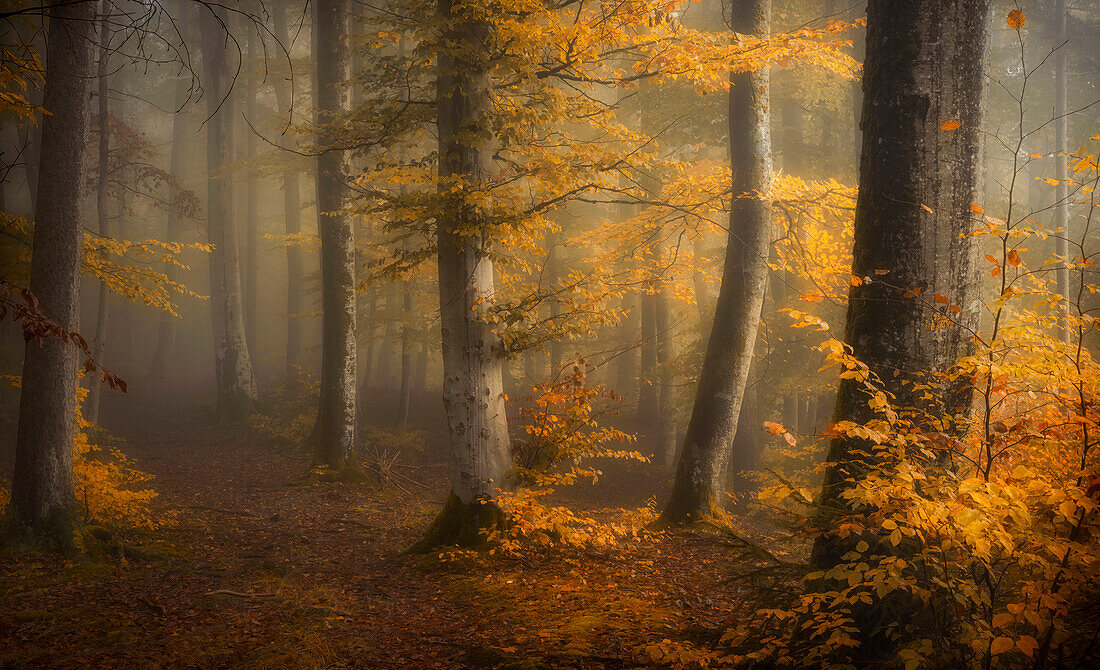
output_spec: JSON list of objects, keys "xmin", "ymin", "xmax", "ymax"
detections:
[
  {"xmin": 990, "ymin": 637, "xmax": 1014, "ymax": 655},
  {"xmin": 940, "ymin": 120, "xmax": 961, "ymax": 131},
  {"xmin": 1017, "ymin": 636, "xmax": 1038, "ymax": 657},
  {"xmin": 1007, "ymin": 10, "xmax": 1025, "ymax": 30},
  {"xmin": 920, "ymin": 203, "xmax": 933, "ymax": 213}
]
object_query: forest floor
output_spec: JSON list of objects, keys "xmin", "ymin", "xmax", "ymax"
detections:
[{"xmin": 0, "ymin": 397, "xmax": 788, "ymax": 669}]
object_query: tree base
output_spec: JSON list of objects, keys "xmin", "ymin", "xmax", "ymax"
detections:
[
  {"xmin": 2, "ymin": 508, "xmax": 81, "ymax": 555},
  {"xmin": 299, "ymin": 458, "xmax": 373, "ymax": 485},
  {"xmin": 650, "ymin": 489, "xmax": 728, "ymax": 530},
  {"xmin": 411, "ymin": 491, "xmax": 507, "ymax": 553}
]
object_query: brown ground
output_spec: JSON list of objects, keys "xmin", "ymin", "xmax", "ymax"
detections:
[{"xmin": 0, "ymin": 398, "xmax": 766, "ymax": 669}]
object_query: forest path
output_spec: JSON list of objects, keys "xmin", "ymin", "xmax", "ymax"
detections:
[{"xmin": 1, "ymin": 400, "xmax": 760, "ymax": 669}]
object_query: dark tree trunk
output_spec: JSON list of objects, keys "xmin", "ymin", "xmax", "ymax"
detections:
[
  {"xmin": 812, "ymin": 0, "xmax": 989, "ymax": 565},
  {"xmin": 416, "ymin": 0, "xmax": 511, "ymax": 550},
  {"xmin": 200, "ymin": 6, "xmax": 257, "ymax": 419},
  {"xmin": 312, "ymin": 0, "xmax": 358, "ymax": 470},
  {"xmin": 659, "ymin": 0, "xmax": 773, "ymax": 524},
  {"xmin": 6, "ymin": 0, "xmax": 99, "ymax": 549},
  {"xmin": 397, "ymin": 281, "xmax": 414, "ymax": 428}
]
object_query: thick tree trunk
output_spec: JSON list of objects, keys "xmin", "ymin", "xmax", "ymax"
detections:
[
  {"xmin": 272, "ymin": 4, "xmax": 304, "ymax": 377},
  {"xmin": 812, "ymin": 0, "xmax": 989, "ymax": 565},
  {"xmin": 312, "ymin": 0, "xmax": 358, "ymax": 471},
  {"xmin": 149, "ymin": 74, "xmax": 190, "ymax": 381},
  {"xmin": 659, "ymin": 0, "xmax": 773, "ymax": 525},
  {"xmin": 6, "ymin": 0, "xmax": 98, "ymax": 549},
  {"xmin": 200, "ymin": 7, "xmax": 257, "ymax": 419},
  {"xmin": 416, "ymin": 0, "xmax": 511, "ymax": 550},
  {"xmin": 85, "ymin": 11, "xmax": 111, "ymax": 426}
]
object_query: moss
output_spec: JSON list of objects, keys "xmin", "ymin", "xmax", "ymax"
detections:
[
  {"xmin": 411, "ymin": 490, "xmax": 507, "ymax": 553},
  {"xmin": 651, "ymin": 488, "xmax": 727, "ymax": 530}
]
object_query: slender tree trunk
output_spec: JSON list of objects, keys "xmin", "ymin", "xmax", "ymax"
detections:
[
  {"xmin": 312, "ymin": 0, "xmax": 358, "ymax": 470},
  {"xmin": 1054, "ymin": 0, "xmax": 1070, "ymax": 341},
  {"xmin": 149, "ymin": 74, "xmax": 190, "ymax": 381},
  {"xmin": 6, "ymin": 0, "xmax": 98, "ymax": 549},
  {"xmin": 358, "ymin": 289, "xmax": 377, "ymax": 403},
  {"xmin": 200, "ymin": 6, "xmax": 256, "ymax": 419},
  {"xmin": 397, "ymin": 280, "xmax": 414, "ymax": 428},
  {"xmin": 637, "ymin": 285, "xmax": 659, "ymax": 438},
  {"xmin": 655, "ymin": 277, "xmax": 676, "ymax": 464},
  {"xmin": 243, "ymin": 19, "xmax": 260, "ymax": 368},
  {"xmin": 416, "ymin": 0, "xmax": 511, "ymax": 550},
  {"xmin": 659, "ymin": 0, "xmax": 773, "ymax": 524},
  {"xmin": 812, "ymin": 0, "xmax": 989, "ymax": 564},
  {"xmin": 85, "ymin": 11, "xmax": 111, "ymax": 426},
  {"xmin": 272, "ymin": 4, "xmax": 304, "ymax": 377}
]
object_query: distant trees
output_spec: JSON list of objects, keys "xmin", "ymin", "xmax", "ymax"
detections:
[
  {"xmin": 659, "ymin": 0, "xmax": 774, "ymax": 525},
  {"xmin": 200, "ymin": 5, "xmax": 257, "ymax": 419},
  {"xmin": 6, "ymin": 0, "xmax": 100, "ymax": 548}
]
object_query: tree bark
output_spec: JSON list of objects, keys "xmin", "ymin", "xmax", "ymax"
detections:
[
  {"xmin": 243, "ymin": 16, "xmax": 260, "ymax": 372},
  {"xmin": 397, "ymin": 280, "xmax": 414, "ymax": 428},
  {"xmin": 312, "ymin": 0, "xmax": 358, "ymax": 470},
  {"xmin": 6, "ymin": 0, "xmax": 99, "ymax": 549},
  {"xmin": 416, "ymin": 0, "xmax": 511, "ymax": 550},
  {"xmin": 272, "ymin": 3, "xmax": 304, "ymax": 377},
  {"xmin": 85, "ymin": 9, "xmax": 111, "ymax": 426},
  {"xmin": 149, "ymin": 73, "xmax": 190, "ymax": 381},
  {"xmin": 659, "ymin": 0, "xmax": 773, "ymax": 525},
  {"xmin": 1054, "ymin": 0, "xmax": 1070, "ymax": 341},
  {"xmin": 200, "ymin": 6, "xmax": 257, "ymax": 420},
  {"xmin": 812, "ymin": 0, "xmax": 989, "ymax": 566}
]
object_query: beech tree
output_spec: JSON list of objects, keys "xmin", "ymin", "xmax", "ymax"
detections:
[
  {"xmin": 417, "ymin": 0, "xmax": 512, "ymax": 547},
  {"xmin": 659, "ymin": 0, "xmax": 774, "ymax": 524},
  {"xmin": 200, "ymin": 6, "xmax": 257, "ymax": 419},
  {"xmin": 811, "ymin": 0, "xmax": 990, "ymax": 568},
  {"xmin": 312, "ymin": 0, "xmax": 359, "ymax": 471},
  {"xmin": 6, "ymin": 0, "xmax": 99, "ymax": 547}
]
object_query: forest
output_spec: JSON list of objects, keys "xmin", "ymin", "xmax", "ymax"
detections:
[{"xmin": 0, "ymin": 0, "xmax": 1098, "ymax": 668}]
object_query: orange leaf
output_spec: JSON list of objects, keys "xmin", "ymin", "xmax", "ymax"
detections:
[
  {"xmin": 934, "ymin": 293, "xmax": 949, "ymax": 304},
  {"xmin": 1007, "ymin": 249, "xmax": 1021, "ymax": 266},
  {"xmin": 800, "ymin": 293, "xmax": 824, "ymax": 303},
  {"xmin": 948, "ymin": 304, "xmax": 962, "ymax": 312},
  {"xmin": 903, "ymin": 287, "xmax": 923, "ymax": 298},
  {"xmin": 762, "ymin": 420, "xmax": 785, "ymax": 435},
  {"xmin": 970, "ymin": 203, "xmax": 984, "ymax": 214},
  {"xmin": 1007, "ymin": 9, "xmax": 1025, "ymax": 30},
  {"xmin": 992, "ymin": 266, "xmax": 1001, "ymax": 276},
  {"xmin": 920, "ymin": 204, "xmax": 933, "ymax": 213},
  {"xmin": 940, "ymin": 120, "xmax": 961, "ymax": 131},
  {"xmin": 984, "ymin": 254, "xmax": 998, "ymax": 263}
]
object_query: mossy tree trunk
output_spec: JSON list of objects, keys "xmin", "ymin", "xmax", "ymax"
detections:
[
  {"xmin": 6, "ymin": 0, "xmax": 99, "ymax": 550},
  {"xmin": 659, "ymin": 0, "xmax": 773, "ymax": 525}
]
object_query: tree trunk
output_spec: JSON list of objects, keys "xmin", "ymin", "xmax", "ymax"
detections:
[
  {"xmin": 416, "ymin": 0, "xmax": 511, "ymax": 550},
  {"xmin": 200, "ymin": 6, "xmax": 257, "ymax": 419},
  {"xmin": 243, "ymin": 17, "xmax": 260, "ymax": 372},
  {"xmin": 397, "ymin": 280, "xmax": 414, "ymax": 428},
  {"xmin": 1054, "ymin": 0, "xmax": 1070, "ymax": 341},
  {"xmin": 6, "ymin": 0, "xmax": 99, "ymax": 549},
  {"xmin": 659, "ymin": 0, "xmax": 773, "ymax": 525},
  {"xmin": 312, "ymin": 0, "xmax": 358, "ymax": 471},
  {"xmin": 85, "ymin": 11, "xmax": 111, "ymax": 426},
  {"xmin": 655, "ymin": 277, "xmax": 676, "ymax": 465},
  {"xmin": 149, "ymin": 73, "xmax": 190, "ymax": 381},
  {"xmin": 637, "ymin": 286, "xmax": 659, "ymax": 440},
  {"xmin": 812, "ymin": 0, "xmax": 989, "ymax": 566},
  {"xmin": 272, "ymin": 3, "xmax": 304, "ymax": 378}
]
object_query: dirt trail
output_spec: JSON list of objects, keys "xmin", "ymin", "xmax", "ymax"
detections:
[{"xmin": 1, "ymin": 402, "xmax": 755, "ymax": 669}]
